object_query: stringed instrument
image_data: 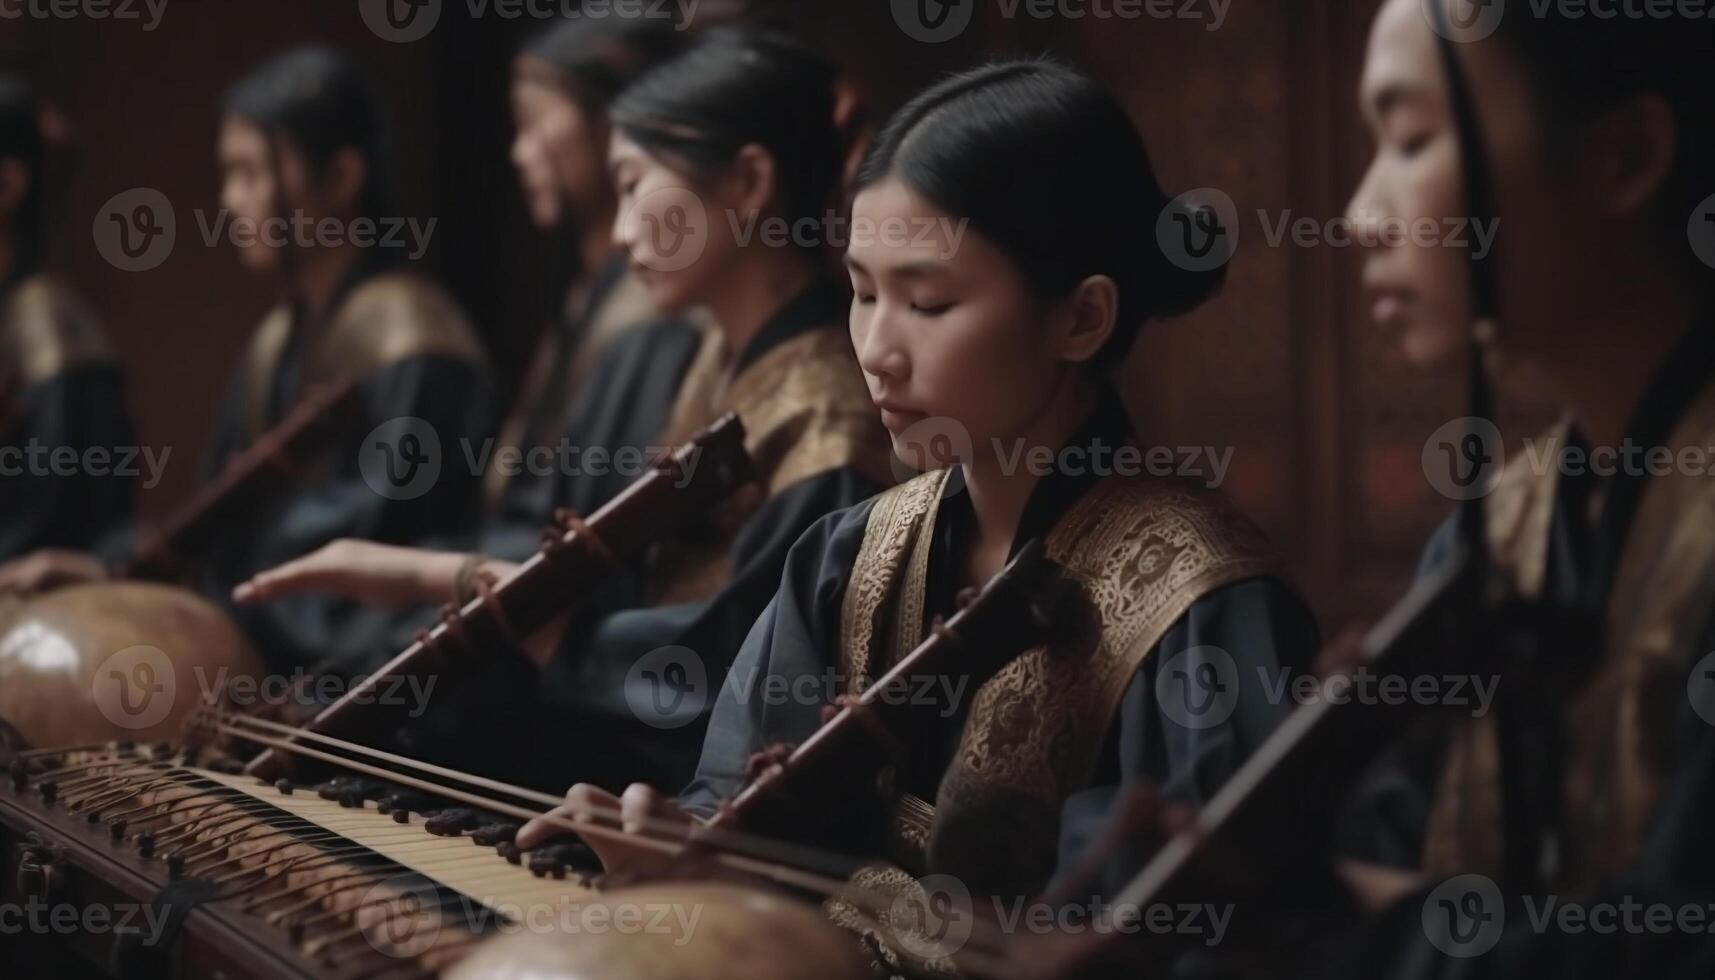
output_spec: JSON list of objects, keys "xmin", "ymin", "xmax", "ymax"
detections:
[
  {"xmin": 443, "ymin": 542, "xmax": 1076, "ymax": 980},
  {"xmin": 245, "ymin": 413, "xmax": 756, "ymax": 782}
]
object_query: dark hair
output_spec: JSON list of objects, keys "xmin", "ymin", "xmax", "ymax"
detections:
[
  {"xmin": 516, "ymin": 14, "xmax": 687, "ymax": 112},
  {"xmin": 855, "ymin": 59, "xmax": 1225, "ymax": 372},
  {"xmin": 0, "ymin": 73, "xmax": 45, "ymax": 280},
  {"xmin": 610, "ymin": 27, "xmax": 841, "ymax": 244},
  {"xmin": 222, "ymin": 45, "xmax": 395, "ymax": 227},
  {"xmin": 1492, "ymin": 12, "xmax": 1712, "ymax": 282}
]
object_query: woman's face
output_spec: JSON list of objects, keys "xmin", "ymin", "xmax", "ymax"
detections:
[
  {"xmin": 217, "ymin": 115, "xmax": 356, "ymax": 273},
  {"xmin": 510, "ymin": 71, "xmax": 608, "ymax": 231},
  {"xmin": 1349, "ymin": 0, "xmax": 1598, "ymax": 371},
  {"xmin": 846, "ymin": 177, "xmax": 1071, "ymax": 472},
  {"xmin": 1346, "ymin": 0, "xmax": 1471, "ymax": 366},
  {"xmin": 608, "ymin": 130, "xmax": 740, "ymax": 315}
]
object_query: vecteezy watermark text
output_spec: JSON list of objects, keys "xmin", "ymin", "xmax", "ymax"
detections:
[
  {"xmin": 0, "ymin": 0, "xmax": 167, "ymax": 30},
  {"xmin": 0, "ymin": 441, "xmax": 171, "ymax": 489}
]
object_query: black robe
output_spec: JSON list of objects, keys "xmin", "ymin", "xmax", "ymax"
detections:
[
  {"xmin": 683, "ymin": 388, "xmax": 1320, "ymax": 899},
  {"xmin": 1326, "ymin": 324, "xmax": 1715, "ymax": 980},
  {"xmin": 184, "ymin": 270, "xmax": 495, "ymax": 672},
  {"xmin": 405, "ymin": 281, "xmax": 892, "ymax": 794},
  {"xmin": 0, "ymin": 274, "xmax": 137, "ymax": 559}
]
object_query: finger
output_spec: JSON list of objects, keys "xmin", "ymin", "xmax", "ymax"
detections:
[
  {"xmin": 620, "ymin": 783, "xmax": 684, "ymax": 838},
  {"xmin": 515, "ymin": 785, "xmax": 620, "ymax": 850},
  {"xmin": 230, "ymin": 550, "xmax": 344, "ymax": 603}
]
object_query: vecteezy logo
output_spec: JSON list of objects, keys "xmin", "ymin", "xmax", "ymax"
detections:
[
  {"xmin": 1157, "ymin": 187, "xmax": 1239, "ymax": 274},
  {"xmin": 892, "ymin": 0, "xmax": 973, "ymax": 43},
  {"xmin": 359, "ymin": 417, "xmax": 442, "ymax": 501},
  {"xmin": 889, "ymin": 415, "xmax": 975, "ymax": 485},
  {"xmin": 93, "ymin": 188, "xmax": 176, "ymax": 272},
  {"xmin": 1687, "ymin": 651, "xmax": 1715, "ymax": 727},
  {"xmin": 1155, "ymin": 645, "xmax": 1240, "ymax": 730},
  {"xmin": 1423, "ymin": 0, "xmax": 1505, "ymax": 43},
  {"xmin": 359, "ymin": 875, "xmax": 443, "ymax": 958},
  {"xmin": 888, "ymin": 874, "xmax": 974, "ymax": 961},
  {"xmin": 92, "ymin": 645, "xmax": 176, "ymax": 731},
  {"xmin": 623, "ymin": 186, "xmax": 708, "ymax": 273},
  {"xmin": 1689, "ymin": 194, "xmax": 1715, "ymax": 271},
  {"xmin": 359, "ymin": 0, "xmax": 441, "ymax": 43},
  {"xmin": 1421, "ymin": 416, "xmax": 1504, "ymax": 501},
  {"xmin": 1422, "ymin": 874, "xmax": 1504, "ymax": 958},
  {"xmin": 626, "ymin": 646, "xmax": 709, "ymax": 730}
]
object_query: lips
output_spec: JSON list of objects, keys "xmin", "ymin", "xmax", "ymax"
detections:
[{"xmin": 873, "ymin": 399, "xmax": 925, "ymax": 432}]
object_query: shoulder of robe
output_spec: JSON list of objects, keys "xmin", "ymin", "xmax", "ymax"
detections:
[
  {"xmin": 729, "ymin": 325, "xmax": 895, "ymax": 495},
  {"xmin": 316, "ymin": 270, "xmax": 487, "ymax": 381},
  {"xmin": 1055, "ymin": 473, "xmax": 1279, "ymax": 591},
  {"xmin": 1479, "ymin": 417, "xmax": 1571, "ymax": 600},
  {"xmin": 0, "ymin": 274, "xmax": 117, "ymax": 384}
]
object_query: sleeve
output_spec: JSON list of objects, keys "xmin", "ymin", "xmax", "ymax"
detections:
[
  {"xmin": 0, "ymin": 364, "xmax": 138, "ymax": 559},
  {"xmin": 677, "ymin": 498, "xmax": 875, "ymax": 818},
  {"xmin": 210, "ymin": 353, "xmax": 497, "ymax": 670},
  {"xmin": 1052, "ymin": 575, "xmax": 1322, "ymax": 900},
  {"xmin": 529, "ymin": 470, "xmax": 885, "ymax": 793}
]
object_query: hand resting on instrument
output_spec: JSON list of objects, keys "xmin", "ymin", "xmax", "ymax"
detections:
[
  {"xmin": 518, "ymin": 782, "xmax": 703, "ymax": 874},
  {"xmin": 0, "ymin": 548, "xmax": 109, "ymax": 593}
]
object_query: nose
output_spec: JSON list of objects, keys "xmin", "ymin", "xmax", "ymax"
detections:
[
  {"xmin": 853, "ymin": 299, "xmax": 910, "ymax": 387},
  {"xmin": 611, "ymin": 198, "xmax": 636, "ymax": 255},
  {"xmin": 1345, "ymin": 159, "xmax": 1387, "ymax": 249}
]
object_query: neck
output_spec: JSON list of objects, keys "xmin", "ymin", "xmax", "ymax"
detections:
[
  {"xmin": 962, "ymin": 377, "xmax": 1101, "ymax": 561},
  {"xmin": 0, "ymin": 229, "xmax": 17, "ymax": 286},
  {"xmin": 291, "ymin": 241, "xmax": 364, "ymax": 330},
  {"xmin": 703, "ymin": 247, "xmax": 821, "ymax": 363},
  {"xmin": 1534, "ymin": 268, "xmax": 1711, "ymax": 449},
  {"xmin": 576, "ymin": 203, "xmax": 616, "ymax": 283}
]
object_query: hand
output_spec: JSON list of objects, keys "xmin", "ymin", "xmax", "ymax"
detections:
[
  {"xmin": 517, "ymin": 782, "xmax": 701, "ymax": 874},
  {"xmin": 231, "ymin": 539, "xmax": 507, "ymax": 608},
  {"xmin": 0, "ymin": 549, "xmax": 109, "ymax": 594}
]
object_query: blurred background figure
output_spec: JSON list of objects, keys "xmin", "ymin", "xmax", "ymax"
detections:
[{"xmin": 0, "ymin": 72, "xmax": 137, "ymax": 559}]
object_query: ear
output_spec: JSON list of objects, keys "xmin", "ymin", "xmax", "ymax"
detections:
[
  {"xmin": 1054, "ymin": 274, "xmax": 1120, "ymax": 365},
  {"xmin": 0, "ymin": 159, "xmax": 31, "ymax": 220},
  {"xmin": 1583, "ymin": 93, "xmax": 1676, "ymax": 218},
  {"xmin": 724, "ymin": 143, "xmax": 779, "ymax": 224},
  {"xmin": 320, "ymin": 147, "xmax": 370, "ymax": 217}
]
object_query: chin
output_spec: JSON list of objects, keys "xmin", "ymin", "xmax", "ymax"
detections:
[
  {"xmin": 1398, "ymin": 318, "xmax": 1466, "ymax": 368},
  {"xmin": 236, "ymin": 246, "xmax": 279, "ymax": 273}
]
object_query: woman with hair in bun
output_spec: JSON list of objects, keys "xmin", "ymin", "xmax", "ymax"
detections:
[
  {"xmin": 482, "ymin": 14, "xmax": 700, "ymax": 548},
  {"xmin": 0, "ymin": 73, "xmax": 138, "ymax": 560},
  {"xmin": 0, "ymin": 47, "xmax": 496, "ymax": 675},
  {"xmin": 520, "ymin": 58, "xmax": 1319, "ymax": 927},
  {"xmin": 236, "ymin": 28, "xmax": 895, "ymax": 793}
]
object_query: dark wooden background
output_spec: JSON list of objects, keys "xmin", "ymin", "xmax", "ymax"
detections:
[{"xmin": 1, "ymin": 0, "xmax": 1545, "ymax": 627}]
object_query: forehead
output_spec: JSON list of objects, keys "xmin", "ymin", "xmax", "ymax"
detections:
[
  {"xmin": 848, "ymin": 178, "xmax": 966, "ymax": 263},
  {"xmin": 1361, "ymin": 0, "xmax": 1445, "ymax": 112},
  {"xmin": 218, "ymin": 116, "xmax": 267, "ymax": 157}
]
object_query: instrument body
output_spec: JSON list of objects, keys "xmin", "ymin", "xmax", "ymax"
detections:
[
  {"xmin": 0, "ymin": 582, "xmax": 261, "ymax": 747},
  {"xmin": 246, "ymin": 414, "xmax": 755, "ymax": 781},
  {"xmin": 1, "ymin": 744, "xmax": 600, "ymax": 979}
]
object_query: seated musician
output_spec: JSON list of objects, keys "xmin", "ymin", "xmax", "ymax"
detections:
[
  {"xmin": 480, "ymin": 15, "xmax": 703, "ymax": 555},
  {"xmin": 517, "ymin": 58, "xmax": 1320, "ymax": 931},
  {"xmin": 233, "ymin": 29, "xmax": 895, "ymax": 793},
  {"xmin": 0, "ymin": 46, "xmax": 496, "ymax": 672},
  {"xmin": 1307, "ymin": 3, "xmax": 1715, "ymax": 977},
  {"xmin": 0, "ymin": 74, "xmax": 138, "ymax": 560}
]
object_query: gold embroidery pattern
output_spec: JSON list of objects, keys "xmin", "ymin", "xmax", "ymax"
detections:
[
  {"xmin": 0, "ymin": 274, "xmax": 115, "ymax": 386},
  {"xmin": 931, "ymin": 476, "xmax": 1274, "ymax": 895},
  {"xmin": 835, "ymin": 467, "xmax": 1276, "ymax": 901},
  {"xmin": 1425, "ymin": 399, "xmax": 1715, "ymax": 893},
  {"xmin": 838, "ymin": 469, "xmax": 954, "ymax": 690},
  {"xmin": 1423, "ymin": 420, "xmax": 1568, "ymax": 879},
  {"xmin": 647, "ymin": 325, "xmax": 894, "ymax": 606}
]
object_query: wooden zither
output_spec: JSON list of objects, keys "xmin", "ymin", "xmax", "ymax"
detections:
[{"xmin": 0, "ymin": 729, "xmax": 611, "ymax": 979}]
